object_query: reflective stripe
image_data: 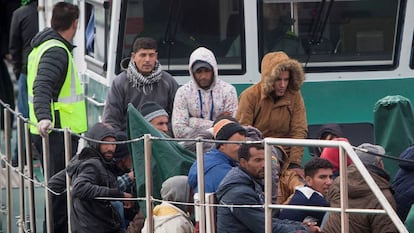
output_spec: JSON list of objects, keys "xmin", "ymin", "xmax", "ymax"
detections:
[{"xmin": 28, "ymin": 94, "xmax": 84, "ymax": 103}]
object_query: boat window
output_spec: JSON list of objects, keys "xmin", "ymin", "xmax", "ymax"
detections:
[
  {"xmin": 259, "ymin": 0, "xmax": 402, "ymax": 71},
  {"xmin": 118, "ymin": 0, "xmax": 245, "ymax": 76},
  {"xmin": 84, "ymin": 1, "xmax": 111, "ymax": 75}
]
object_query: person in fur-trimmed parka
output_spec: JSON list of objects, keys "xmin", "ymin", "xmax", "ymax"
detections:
[{"xmin": 236, "ymin": 51, "xmax": 307, "ymax": 172}]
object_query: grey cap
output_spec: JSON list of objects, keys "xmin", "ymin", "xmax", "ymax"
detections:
[
  {"xmin": 355, "ymin": 143, "xmax": 385, "ymax": 166},
  {"xmin": 192, "ymin": 60, "xmax": 213, "ymax": 73}
]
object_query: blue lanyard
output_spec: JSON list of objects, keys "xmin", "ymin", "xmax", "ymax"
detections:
[{"xmin": 198, "ymin": 89, "xmax": 214, "ymax": 121}]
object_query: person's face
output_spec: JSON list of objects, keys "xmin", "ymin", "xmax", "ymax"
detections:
[
  {"xmin": 131, "ymin": 48, "xmax": 158, "ymax": 76},
  {"xmin": 99, "ymin": 136, "xmax": 117, "ymax": 161},
  {"xmin": 306, "ymin": 168, "xmax": 333, "ymax": 196},
  {"xmin": 240, "ymin": 147, "xmax": 265, "ymax": 179},
  {"xmin": 194, "ymin": 67, "xmax": 214, "ymax": 90},
  {"xmin": 150, "ymin": 115, "xmax": 169, "ymax": 134},
  {"xmin": 273, "ymin": 70, "xmax": 290, "ymax": 97},
  {"xmin": 220, "ymin": 133, "xmax": 246, "ymax": 161}
]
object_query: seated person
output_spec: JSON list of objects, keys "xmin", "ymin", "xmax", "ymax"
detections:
[
  {"xmin": 172, "ymin": 47, "xmax": 238, "ymax": 138},
  {"xmin": 140, "ymin": 101, "xmax": 170, "ymax": 135},
  {"xmin": 323, "ymin": 143, "xmax": 398, "ymax": 233},
  {"xmin": 141, "ymin": 176, "xmax": 194, "ymax": 233},
  {"xmin": 393, "ymin": 145, "xmax": 414, "ymax": 221},
  {"xmin": 216, "ymin": 142, "xmax": 320, "ymax": 233},
  {"xmin": 279, "ymin": 157, "xmax": 333, "ymax": 225},
  {"xmin": 187, "ymin": 119, "xmax": 246, "ymax": 193}
]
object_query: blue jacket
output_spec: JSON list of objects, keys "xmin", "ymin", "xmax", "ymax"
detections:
[
  {"xmin": 216, "ymin": 167, "xmax": 307, "ymax": 233},
  {"xmin": 279, "ymin": 186, "xmax": 329, "ymax": 225},
  {"xmin": 188, "ymin": 148, "xmax": 237, "ymax": 193},
  {"xmin": 393, "ymin": 145, "xmax": 414, "ymax": 221}
]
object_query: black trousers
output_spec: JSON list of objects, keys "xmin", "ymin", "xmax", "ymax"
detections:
[{"xmin": 32, "ymin": 131, "xmax": 78, "ymax": 233}]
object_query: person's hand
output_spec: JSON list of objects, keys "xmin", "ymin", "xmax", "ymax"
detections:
[
  {"xmin": 37, "ymin": 119, "xmax": 52, "ymax": 137},
  {"xmin": 303, "ymin": 220, "xmax": 321, "ymax": 233},
  {"xmin": 123, "ymin": 192, "xmax": 133, "ymax": 208}
]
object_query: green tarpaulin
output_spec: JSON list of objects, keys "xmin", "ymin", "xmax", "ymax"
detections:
[
  {"xmin": 127, "ymin": 104, "xmax": 196, "ymax": 213},
  {"xmin": 374, "ymin": 95, "xmax": 414, "ymax": 178}
]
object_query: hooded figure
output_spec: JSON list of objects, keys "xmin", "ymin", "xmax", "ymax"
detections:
[
  {"xmin": 172, "ymin": 47, "xmax": 238, "ymax": 138},
  {"xmin": 236, "ymin": 51, "xmax": 307, "ymax": 167},
  {"xmin": 393, "ymin": 145, "xmax": 414, "ymax": 221},
  {"xmin": 323, "ymin": 144, "xmax": 397, "ymax": 233},
  {"xmin": 69, "ymin": 122, "xmax": 125, "ymax": 233},
  {"xmin": 141, "ymin": 176, "xmax": 194, "ymax": 233}
]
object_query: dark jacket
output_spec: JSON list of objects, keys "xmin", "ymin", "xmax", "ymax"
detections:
[
  {"xmin": 323, "ymin": 164, "xmax": 397, "ymax": 233},
  {"xmin": 9, "ymin": 0, "xmax": 38, "ymax": 76},
  {"xmin": 68, "ymin": 147, "xmax": 124, "ymax": 233},
  {"xmin": 393, "ymin": 145, "xmax": 414, "ymax": 221},
  {"xmin": 216, "ymin": 166, "xmax": 307, "ymax": 233},
  {"xmin": 30, "ymin": 27, "xmax": 73, "ymax": 126},
  {"xmin": 68, "ymin": 123, "xmax": 124, "ymax": 233},
  {"xmin": 103, "ymin": 70, "xmax": 178, "ymax": 132}
]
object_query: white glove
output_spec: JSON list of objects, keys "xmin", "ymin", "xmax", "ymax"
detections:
[{"xmin": 37, "ymin": 119, "xmax": 52, "ymax": 137}]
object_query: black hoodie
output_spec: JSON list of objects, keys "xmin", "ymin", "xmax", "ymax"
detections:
[{"xmin": 69, "ymin": 123, "xmax": 124, "ymax": 233}]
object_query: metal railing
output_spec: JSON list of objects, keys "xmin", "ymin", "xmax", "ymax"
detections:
[{"xmin": 1, "ymin": 98, "xmax": 410, "ymax": 233}]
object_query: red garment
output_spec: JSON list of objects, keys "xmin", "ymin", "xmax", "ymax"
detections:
[{"xmin": 320, "ymin": 137, "xmax": 353, "ymax": 172}]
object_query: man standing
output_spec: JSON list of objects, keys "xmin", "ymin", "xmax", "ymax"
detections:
[
  {"xmin": 279, "ymin": 157, "xmax": 333, "ymax": 225},
  {"xmin": 172, "ymin": 47, "xmax": 238, "ymax": 138},
  {"xmin": 9, "ymin": 0, "xmax": 39, "ymax": 166},
  {"xmin": 216, "ymin": 142, "xmax": 320, "ymax": 233},
  {"xmin": 187, "ymin": 119, "xmax": 246, "ymax": 193},
  {"xmin": 236, "ymin": 51, "xmax": 307, "ymax": 176},
  {"xmin": 28, "ymin": 1, "xmax": 86, "ymax": 177},
  {"xmin": 103, "ymin": 37, "xmax": 178, "ymax": 133},
  {"xmin": 323, "ymin": 143, "xmax": 398, "ymax": 232},
  {"xmin": 68, "ymin": 122, "xmax": 132, "ymax": 233},
  {"xmin": 9, "ymin": 0, "xmax": 38, "ymax": 120},
  {"xmin": 27, "ymin": 4, "xmax": 86, "ymax": 232}
]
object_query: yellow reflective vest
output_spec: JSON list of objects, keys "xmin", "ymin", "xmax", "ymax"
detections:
[{"xmin": 27, "ymin": 39, "xmax": 87, "ymax": 134}]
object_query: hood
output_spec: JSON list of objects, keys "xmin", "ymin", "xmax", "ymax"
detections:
[
  {"xmin": 86, "ymin": 122, "xmax": 117, "ymax": 151},
  {"xmin": 31, "ymin": 27, "xmax": 74, "ymax": 51},
  {"xmin": 397, "ymin": 145, "xmax": 414, "ymax": 170},
  {"xmin": 161, "ymin": 176, "xmax": 190, "ymax": 212},
  {"xmin": 188, "ymin": 47, "xmax": 219, "ymax": 89},
  {"xmin": 317, "ymin": 123, "xmax": 344, "ymax": 139},
  {"xmin": 260, "ymin": 51, "xmax": 304, "ymax": 97}
]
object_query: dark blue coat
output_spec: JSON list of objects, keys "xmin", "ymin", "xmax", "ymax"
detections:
[
  {"xmin": 215, "ymin": 167, "xmax": 307, "ymax": 233},
  {"xmin": 393, "ymin": 145, "xmax": 414, "ymax": 221}
]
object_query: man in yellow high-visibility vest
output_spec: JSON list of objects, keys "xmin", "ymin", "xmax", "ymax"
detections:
[{"xmin": 27, "ymin": 2, "xmax": 86, "ymax": 233}]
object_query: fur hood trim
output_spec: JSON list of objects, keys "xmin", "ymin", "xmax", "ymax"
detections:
[{"xmin": 261, "ymin": 52, "xmax": 305, "ymax": 97}]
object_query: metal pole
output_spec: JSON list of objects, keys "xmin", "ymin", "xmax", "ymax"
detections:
[
  {"xmin": 339, "ymin": 145, "xmax": 349, "ymax": 233},
  {"xmin": 196, "ymin": 138, "xmax": 206, "ymax": 233},
  {"xmin": 264, "ymin": 139, "xmax": 272, "ymax": 233},
  {"xmin": 42, "ymin": 134, "xmax": 52, "ymax": 233},
  {"xmin": 17, "ymin": 116, "xmax": 25, "ymax": 233},
  {"xmin": 64, "ymin": 128, "xmax": 72, "ymax": 233},
  {"xmin": 24, "ymin": 121, "xmax": 36, "ymax": 233},
  {"xmin": 4, "ymin": 107, "xmax": 12, "ymax": 233},
  {"xmin": 144, "ymin": 134, "xmax": 153, "ymax": 233}
]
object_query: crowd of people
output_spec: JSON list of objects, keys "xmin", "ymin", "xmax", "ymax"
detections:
[{"xmin": 1, "ymin": 1, "xmax": 413, "ymax": 233}]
